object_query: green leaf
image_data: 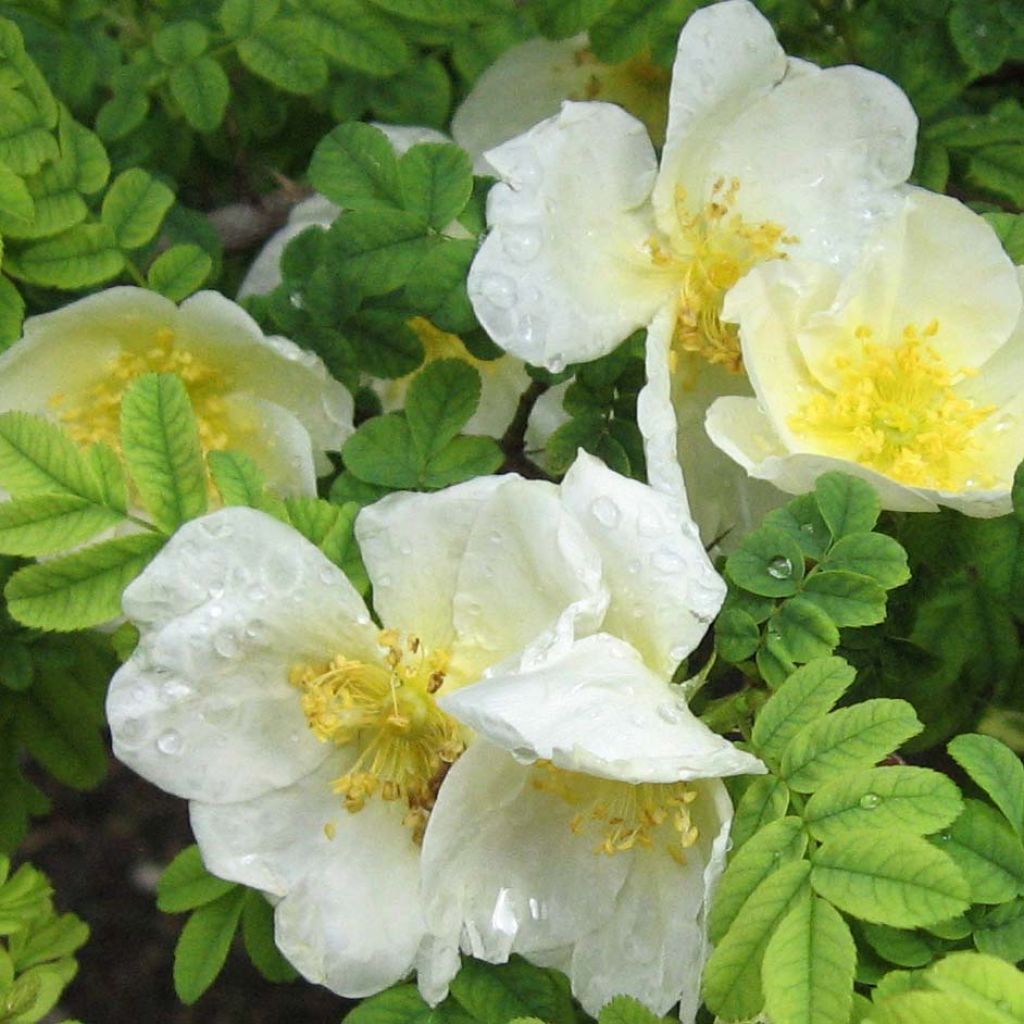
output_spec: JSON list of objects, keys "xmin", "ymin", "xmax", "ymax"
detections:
[
  {"xmin": 0, "ymin": 274, "xmax": 25, "ymax": 347},
  {"xmin": 773, "ymin": 595, "xmax": 840, "ymax": 662},
  {"xmin": 820, "ymin": 533, "xmax": 909, "ymax": 590},
  {"xmin": 782, "ymin": 699, "xmax": 922, "ymax": 793},
  {"xmin": 157, "ymin": 845, "xmax": 236, "ymax": 913},
  {"xmin": 935, "ymin": 799, "xmax": 1024, "ymax": 905},
  {"xmin": 365, "ymin": 0, "xmax": 497, "ymax": 23},
  {"xmin": 0, "ymin": 642, "xmax": 33, "ymax": 692},
  {"xmin": 948, "ymin": 733, "xmax": 1024, "ymax": 835},
  {"xmin": 815, "ymin": 472, "xmax": 881, "ymax": 539},
  {"xmin": 120, "ymin": 373, "xmax": 208, "ymax": 533},
  {"xmin": 811, "ymin": 830, "xmax": 969, "ymax": 927},
  {"xmin": 207, "ymin": 449, "xmax": 281, "ymax": 515},
  {"xmin": 751, "ymin": 656, "xmax": 856, "ymax": 768},
  {"xmin": 404, "ymin": 240, "xmax": 477, "ymax": 334},
  {"xmin": 974, "ymin": 899, "xmax": 1024, "ymax": 962},
  {"xmin": 801, "ymin": 571, "xmax": 887, "ymax": 628},
  {"xmin": 0, "ymin": 163, "xmax": 32, "ymax": 225},
  {"xmin": 949, "ymin": 0, "xmax": 1011, "ymax": 73},
  {"xmin": 0, "ymin": 411, "xmax": 106, "ymax": 502},
  {"xmin": 715, "ymin": 607, "xmax": 760, "ymax": 663},
  {"xmin": 804, "ymin": 766, "xmax": 963, "ymax": 843},
  {"xmin": 590, "ymin": 0, "xmax": 692, "ymax": 62},
  {"xmin": 421, "ymin": 435, "xmax": 503, "ymax": 489},
  {"xmin": 238, "ymin": 20, "xmax": 329, "ymax": 94},
  {"xmin": 0, "ymin": 494, "xmax": 124, "ymax": 555},
  {"xmin": 219, "ymin": 0, "xmax": 280, "ymax": 36},
  {"xmin": 708, "ymin": 816, "xmax": 808, "ymax": 944},
  {"xmin": 169, "ymin": 58, "xmax": 230, "ymax": 133},
  {"xmin": 702, "ymin": 860, "xmax": 812, "ymax": 1021},
  {"xmin": 308, "ymin": 122, "xmax": 402, "ymax": 211},
  {"xmin": 101, "ymin": 169, "xmax": 175, "ymax": 250},
  {"xmin": 532, "ymin": 0, "xmax": 618, "ymax": 37},
  {"xmin": 95, "ymin": 89, "xmax": 148, "ymax": 143},
  {"xmin": 147, "ymin": 244, "xmax": 212, "ymax": 301},
  {"xmin": 597, "ymin": 996, "xmax": 662, "ymax": 1024},
  {"xmin": 329, "ymin": 208, "xmax": 434, "ymax": 297},
  {"xmin": 860, "ymin": 922, "xmax": 940, "ymax": 969},
  {"xmin": 449, "ymin": 956, "xmax": 575, "ymax": 1024},
  {"xmin": 346, "ymin": 310, "xmax": 424, "ymax": 378},
  {"xmin": 173, "ymin": 887, "xmax": 246, "ymax": 1005},
  {"xmin": 762, "ymin": 891, "xmax": 857, "ymax": 1024},
  {"xmin": 968, "ymin": 146, "xmax": 1024, "ymax": 209},
  {"xmin": 406, "ymin": 359, "xmax": 480, "ymax": 462},
  {"xmin": 399, "ymin": 143, "xmax": 473, "ymax": 231},
  {"xmin": 346, "ymin": 984, "xmax": 474, "ymax": 1024},
  {"xmin": 4, "ymin": 532, "xmax": 165, "ymax": 630},
  {"xmin": 763, "ymin": 494, "xmax": 831, "ymax": 562},
  {"xmin": 5, "ymin": 223, "xmax": 124, "ymax": 288},
  {"xmin": 241, "ymin": 890, "xmax": 297, "ymax": 982},
  {"xmin": 985, "ymin": 212, "xmax": 1024, "ymax": 263},
  {"xmin": 343, "ymin": 414, "xmax": 420, "ymax": 489},
  {"xmin": 153, "ymin": 21, "xmax": 209, "ymax": 64},
  {"xmin": 756, "ymin": 634, "xmax": 797, "ymax": 689},
  {"xmin": 726, "ymin": 525, "xmax": 806, "ymax": 598},
  {"xmin": 728, "ymin": 774, "xmax": 790, "ymax": 852},
  {"xmin": 298, "ymin": 0, "xmax": 411, "ymax": 77}
]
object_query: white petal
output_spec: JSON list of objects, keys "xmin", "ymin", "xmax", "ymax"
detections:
[
  {"xmin": 222, "ymin": 395, "xmax": 318, "ymax": 495},
  {"xmin": 524, "ymin": 381, "xmax": 571, "ymax": 459},
  {"xmin": 373, "ymin": 123, "xmax": 450, "ymax": 154},
  {"xmin": 696, "ymin": 64, "xmax": 916, "ymax": 270},
  {"xmin": 468, "ymin": 102, "xmax": 673, "ymax": 370},
  {"xmin": 107, "ymin": 508, "xmax": 380, "ymax": 803},
  {"xmin": 560, "ymin": 451, "xmax": 723, "ymax": 676},
  {"xmin": 568, "ymin": 780, "xmax": 733, "ymax": 1021},
  {"xmin": 464, "ymin": 357, "xmax": 531, "ymax": 438},
  {"xmin": 421, "ymin": 741, "xmax": 630, "ymax": 961},
  {"xmin": 191, "ymin": 753, "xmax": 426, "ymax": 997},
  {"xmin": 452, "ymin": 36, "xmax": 597, "ymax": 169},
  {"xmin": 177, "ymin": 291, "xmax": 354, "ymax": 454},
  {"xmin": 442, "ymin": 634, "xmax": 764, "ymax": 783},
  {"xmin": 653, "ymin": 0, "xmax": 786, "ymax": 235}
]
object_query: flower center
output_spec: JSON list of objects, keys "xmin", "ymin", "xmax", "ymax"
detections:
[
  {"xmin": 531, "ymin": 761, "xmax": 700, "ymax": 865},
  {"xmin": 651, "ymin": 179, "xmax": 791, "ymax": 375},
  {"xmin": 50, "ymin": 328, "xmax": 249, "ymax": 453},
  {"xmin": 290, "ymin": 629, "xmax": 464, "ymax": 840},
  {"xmin": 788, "ymin": 322, "xmax": 996, "ymax": 491}
]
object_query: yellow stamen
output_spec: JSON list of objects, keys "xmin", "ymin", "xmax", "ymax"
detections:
[
  {"xmin": 789, "ymin": 322, "xmax": 995, "ymax": 491},
  {"xmin": 50, "ymin": 328, "xmax": 253, "ymax": 454},
  {"xmin": 532, "ymin": 761, "xmax": 700, "ymax": 864},
  {"xmin": 650, "ymin": 179, "xmax": 793, "ymax": 375},
  {"xmin": 290, "ymin": 631, "xmax": 463, "ymax": 841}
]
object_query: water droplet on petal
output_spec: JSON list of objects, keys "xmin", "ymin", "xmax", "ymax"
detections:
[
  {"xmin": 651, "ymin": 548, "xmax": 686, "ymax": 574},
  {"xmin": 657, "ymin": 701, "xmax": 682, "ymax": 724},
  {"xmin": 590, "ymin": 496, "xmax": 622, "ymax": 528},
  {"xmin": 480, "ymin": 274, "xmax": 517, "ymax": 310},
  {"xmin": 766, "ymin": 556, "xmax": 793, "ymax": 580},
  {"xmin": 118, "ymin": 717, "xmax": 144, "ymax": 745},
  {"xmin": 502, "ymin": 225, "xmax": 543, "ymax": 264},
  {"xmin": 161, "ymin": 679, "xmax": 193, "ymax": 703},
  {"xmin": 859, "ymin": 793, "xmax": 882, "ymax": 810},
  {"xmin": 214, "ymin": 631, "xmax": 239, "ymax": 659},
  {"xmin": 527, "ymin": 897, "xmax": 548, "ymax": 921},
  {"xmin": 156, "ymin": 729, "xmax": 183, "ymax": 755}
]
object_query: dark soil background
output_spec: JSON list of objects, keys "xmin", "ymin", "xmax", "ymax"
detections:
[{"xmin": 22, "ymin": 760, "xmax": 352, "ymax": 1024}]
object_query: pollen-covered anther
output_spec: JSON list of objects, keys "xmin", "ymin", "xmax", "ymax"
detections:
[
  {"xmin": 648, "ymin": 178, "xmax": 793, "ymax": 376},
  {"xmin": 790, "ymin": 320, "xmax": 996, "ymax": 491},
  {"xmin": 290, "ymin": 630, "xmax": 463, "ymax": 835}
]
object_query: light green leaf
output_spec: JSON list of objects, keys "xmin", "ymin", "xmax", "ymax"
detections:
[
  {"xmin": 169, "ymin": 57, "xmax": 230, "ymax": 133},
  {"xmin": 219, "ymin": 0, "xmax": 280, "ymax": 36},
  {"xmin": 756, "ymin": 635, "xmax": 797, "ymax": 689},
  {"xmin": 399, "ymin": 143, "xmax": 473, "ymax": 231},
  {"xmin": 974, "ymin": 899, "xmax": 1024, "ymax": 962},
  {"xmin": 820, "ymin": 532, "xmax": 910, "ymax": 590},
  {"xmin": 0, "ymin": 494, "xmax": 125, "ymax": 555},
  {"xmin": 803, "ymin": 766, "xmax": 963, "ymax": 843},
  {"xmin": 207, "ymin": 449, "xmax": 278, "ymax": 513},
  {"xmin": 120, "ymin": 373, "xmax": 207, "ymax": 533},
  {"xmin": 95, "ymin": 89, "xmax": 148, "ymax": 143},
  {"xmin": 5, "ymin": 223, "xmax": 124, "ymax": 288},
  {"xmin": 0, "ymin": 411, "xmax": 105, "ymax": 502},
  {"xmin": 238, "ymin": 20, "xmax": 329, "ymax": 94},
  {"xmin": 406, "ymin": 359, "xmax": 480, "ymax": 462},
  {"xmin": 810, "ymin": 830, "xmax": 969, "ymax": 928},
  {"xmin": 0, "ymin": 274, "xmax": 25, "ymax": 347},
  {"xmin": 101, "ymin": 169, "xmax": 175, "ymax": 250},
  {"xmin": 346, "ymin": 984, "xmax": 474, "ymax": 1024},
  {"xmin": 0, "ymin": 89, "xmax": 58, "ymax": 176},
  {"xmin": 298, "ymin": 0, "xmax": 411, "ymax": 77},
  {"xmin": 715, "ymin": 607, "xmax": 760, "ymax": 663},
  {"xmin": 702, "ymin": 860, "xmax": 812, "ymax": 1021},
  {"xmin": 157, "ymin": 845, "xmax": 237, "ymax": 913},
  {"xmin": 935, "ymin": 799, "xmax": 1024, "ymax": 905},
  {"xmin": 815, "ymin": 472, "xmax": 880, "ymax": 539},
  {"xmin": 801, "ymin": 571, "xmax": 887, "ymax": 628},
  {"xmin": 88, "ymin": 442, "xmax": 128, "ymax": 515},
  {"xmin": 153, "ymin": 21, "xmax": 209, "ymax": 64},
  {"xmin": 928, "ymin": 951, "xmax": 1024, "ymax": 1017},
  {"xmin": 967, "ymin": 145, "xmax": 1024, "ymax": 209},
  {"xmin": 240, "ymin": 890, "xmax": 297, "ymax": 982},
  {"xmin": 728, "ymin": 774, "xmax": 790, "ymax": 851},
  {"xmin": 751, "ymin": 656, "xmax": 856, "ymax": 768},
  {"xmin": 173, "ymin": 887, "xmax": 246, "ymax": 1005},
  {"xmin": 763, "ymin": 891, "xmax": 857, "ymax": 1024},
  {"xmin": 0, "ymin": 162, "xmax": 32, "ymax": 225},
  {"xmin": 147, "ymin": 243, "xmax": 212, "ymax": 301},
  {"xmin": 4, "ymin": 532, "xmax": 165, "ymax": 630},
  {"xmin": 948, "ymin": 733, "xmax": 1024, "ymax": 835},
  {"xmin": 774, "ymin": 595, "xmax": 840, "ymax": 661},
  {"xmin": 726, "ymin": 525, "xmax": 806, "ymax": 598},
  {"xmin": 308, "ymin": 122, "xmax": 402, "ymax": 210},
  {"xmin": 328, "ymin": 207, "xmax": 434, "ymax": 296},
  {"xmin": 782, "ymin": 699, "xmax": 922, "ymax": 793},
  {"xmin": 708, "ymin": 816, "xmax": 807, "ymax": 944},
  {"xmin": 597, "ymin": 996, "xmax": 662, "ymax": 1024},
  {"xmin": 861, "ymin": 923, "xmax": 940, "ymax": 969}
]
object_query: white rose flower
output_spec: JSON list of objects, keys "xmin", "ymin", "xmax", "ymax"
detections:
[
  {"xmin": 421, "ymin": 454, "xmax": 765, "ymax": 1020},
  {"xmin": 0, "ymin": 286, "xmax": 352, "ymax": 495},
  {"xmin": 467, "ymin": 0, "xmax": 917, "ymax": 542},
  {"xmin": 707, "ymin": 189, "xmax": 1024, "ymax": 516}
]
